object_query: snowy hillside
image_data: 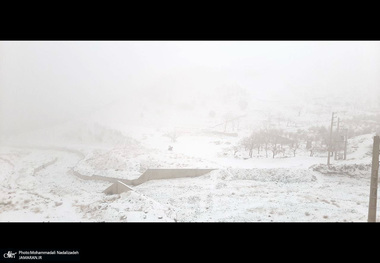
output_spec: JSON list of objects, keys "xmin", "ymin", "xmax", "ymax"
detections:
[
  {"xmin": 2, "ymin": 41, "xmax": 380, "ymax": 222},
  {"xmin": 1, "ymin": 110, "xmax": 378, "ymax": 222},
  {"xmin": 1, "ymin": 85, "xmax": 379, "ymax": 222}
]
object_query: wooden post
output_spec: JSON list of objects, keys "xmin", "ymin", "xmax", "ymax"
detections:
[{"xmin": 368, "ymin": 135, "xmax": 380, "ymax": 222}]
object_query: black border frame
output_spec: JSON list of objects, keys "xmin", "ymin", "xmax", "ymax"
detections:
[{"xmin": 1, "ymin": 28, "xmax": 380, "ymax": 261}]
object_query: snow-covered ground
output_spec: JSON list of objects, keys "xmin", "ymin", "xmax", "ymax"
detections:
[
  {"xmin": 135, "ymin": 168, "xmax": 370, "ymax": 222},
  {"xmin": 0, "ymin": 119, "xmax": 378, "ymax": 222},
  {"xmin": 0, "ymin": 146, "xmax": 175, "ymax": 222}
]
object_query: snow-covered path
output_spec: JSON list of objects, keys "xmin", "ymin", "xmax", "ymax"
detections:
[
  {"xmin": 0, "ymin": 147, "xmax": 175, "ymax": 222},
  {"xmin": 0, "ymin": 148, "xmax": 105, "ymax": 221}
]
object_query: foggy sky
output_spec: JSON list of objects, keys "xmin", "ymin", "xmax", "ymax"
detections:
[{"xmin": 1, "ymin": 41, "xmax": 380, "ymax": 134}]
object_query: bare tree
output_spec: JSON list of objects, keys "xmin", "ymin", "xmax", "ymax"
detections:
[
  {"xmin": 288, "ymin": 131, "xmax": 301, "ymax": 157},
  {"xmin": 270, "ymin": 136, "xmax": 278, "ymax": 158},
  {"xmin": 240, "ymin": 132, "xmax": 256, "ymax": 158},
  {"xmin": 258, "ymin": 129, "xmax": 270, "ymax": 158},
  {"xmin": 267, "ymin": 128, "xmax": 284, "ymax": 158},
  {"xmin": 291, "ymin": 140, "xmax": 300, "ymax": 157},
  {"xmin": 164, "ymin": 131, "xmax": 179, "ymax": 143}
]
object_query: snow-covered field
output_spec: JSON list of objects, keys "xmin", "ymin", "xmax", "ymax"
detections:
[{"xmin": 0, "ymin": 119, "xmax": 378, "ymax": 222}]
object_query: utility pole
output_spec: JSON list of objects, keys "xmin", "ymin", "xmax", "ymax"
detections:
[
  {"xmin": 327, "ymin": 112, "xmax": 336, "ymax": 166},
  {"xmin": 368, "ymin": 135, "xmax": 379, "ymax": 222},
  {"xmin": 334, "ymin": 117, "xmax": 340, "ymax": 160},
  {"xmin": 343, "ymin": 128, "xmax": 348, "ymax": 160}
]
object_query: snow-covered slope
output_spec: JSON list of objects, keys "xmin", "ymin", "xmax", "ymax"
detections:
[{"xmin": 1, "ymin": 94, "xmax": 378, "ymax": 222}]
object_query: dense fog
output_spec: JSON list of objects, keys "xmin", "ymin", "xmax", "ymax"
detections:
[{"xmin": 1, "ymin": 41, "xmax": 380, "ymax": 136}]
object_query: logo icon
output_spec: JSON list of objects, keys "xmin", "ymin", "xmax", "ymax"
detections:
[{"xmin": 3, "ymin": 251, "xmax": 17, "ymax": 259}]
